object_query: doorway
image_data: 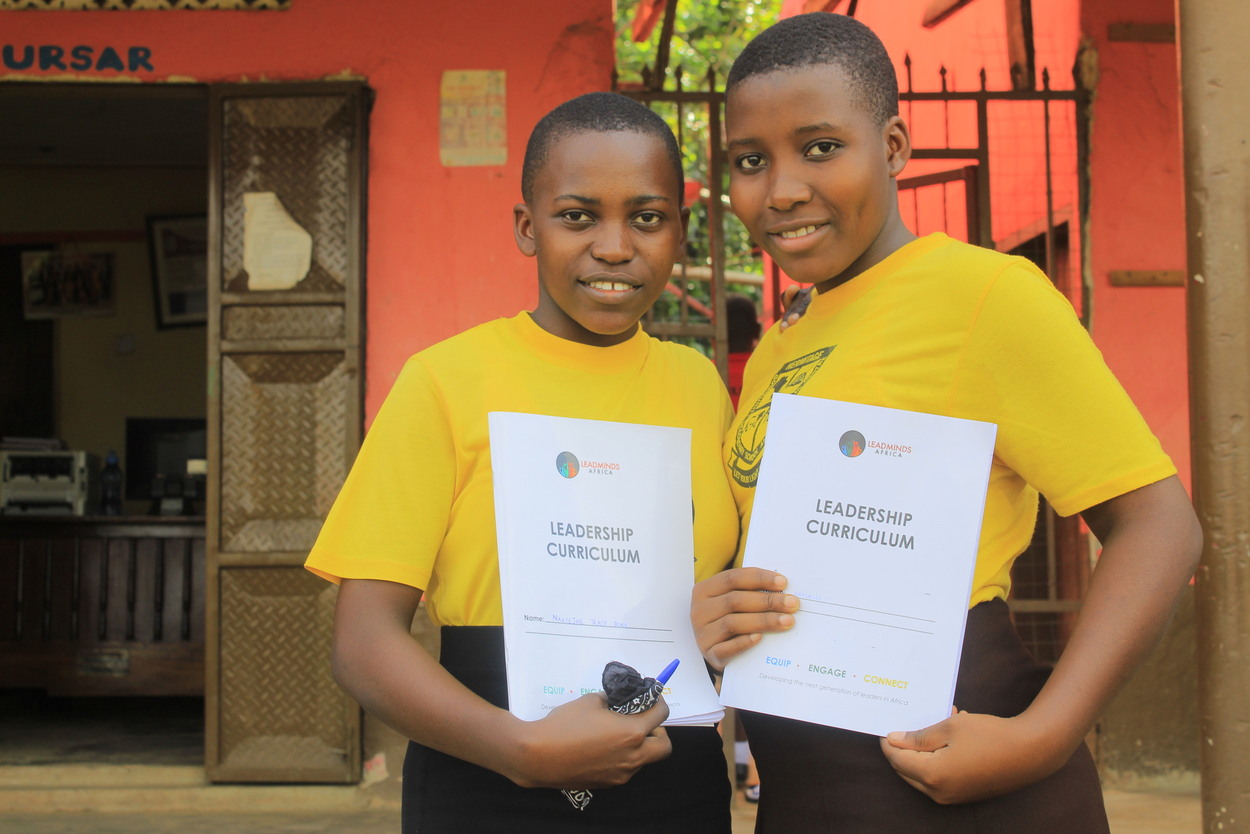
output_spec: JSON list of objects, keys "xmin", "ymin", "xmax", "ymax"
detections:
[{"xmin": 0, "ymin": 82, "xmax": 210, "ymax": 768}]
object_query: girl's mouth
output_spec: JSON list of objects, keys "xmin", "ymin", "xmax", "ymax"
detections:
[{"xmin": 777, "ymin": 224, "xmax": 822, "ymax": 240}]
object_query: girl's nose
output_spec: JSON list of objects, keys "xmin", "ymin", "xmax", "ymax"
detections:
[
  {"xmin": 766, "ymin": 164, "xmax": 813, "ymax": 212},
  {"xmin": 591, "ymin": 223, "xmax": 634, "ymax": 264}
]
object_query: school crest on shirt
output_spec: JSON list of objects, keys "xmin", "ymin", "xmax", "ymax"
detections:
[{"xmin": 728, "ymin": 346, "xmax": 835, "ymax": 487}]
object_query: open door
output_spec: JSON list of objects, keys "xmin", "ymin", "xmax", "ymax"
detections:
[{"xmin": 205, "ymin": 82, "xmax": 369, "ymax": 783}]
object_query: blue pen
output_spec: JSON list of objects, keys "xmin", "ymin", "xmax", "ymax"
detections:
[{"xmin": 656, "ymin": 658, "xmax": 680, "ymax": 685}]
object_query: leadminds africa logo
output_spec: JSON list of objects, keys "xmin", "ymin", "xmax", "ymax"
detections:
[
  {"xmin": 555, "ymin": 451, "xmax": 579, "ymax": 478},
  {"xmin": 839, "ymin": 430, "xmax": 866, "ymax": 458},
  {"xmin": 556, "ymin": 450, "xmax": 622, "ymax": 477},
  {"xmin": 840, "ymin": 429, "xmax": 914, "ymax": 459}
]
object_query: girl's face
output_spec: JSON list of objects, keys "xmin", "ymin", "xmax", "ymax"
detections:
[
  {"xmin": 515, "ymin": 130, "xmax": 688, "ymax": 347},
  {"xmin": 726, "ymin": 64, "xmax": 913, "ymax": 294}
]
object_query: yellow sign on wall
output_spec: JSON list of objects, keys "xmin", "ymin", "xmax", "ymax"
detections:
[{"xmin": 440, "ymin": 69, "xmax": 507, "ymax": 167}]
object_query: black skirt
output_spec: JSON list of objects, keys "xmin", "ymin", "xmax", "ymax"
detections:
[
  {"xmin": 741, "ymin": 598, "xmax": 1109, "ymax": 833},
  {"xmin": 401, "ymin": 626, "xmax": 732, "ymax": 834}
]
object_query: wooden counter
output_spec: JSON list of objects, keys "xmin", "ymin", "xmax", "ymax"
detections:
[{"xmin": 0, "ymin": 516, "xmax": 205, "ymax": 696}]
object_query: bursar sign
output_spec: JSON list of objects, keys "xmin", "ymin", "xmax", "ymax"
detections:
[{"xmin": 2, "ymin": 44, "xmax": 153, "ymax": 72}]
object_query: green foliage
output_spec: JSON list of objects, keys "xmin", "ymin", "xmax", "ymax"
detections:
[
  {"xmin": 616, "ymin": 0, "xmax": 779, "ymax": 91},
  {"xmin": 616, "ymin": 0, "xmax": 780, "ymax": 336}
]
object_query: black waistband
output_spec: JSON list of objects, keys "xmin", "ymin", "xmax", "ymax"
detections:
[
  {"xmin": 438, "ymin": 626, "xmax": 507, "ymax": 708},
  {"xmin": 439, "ymin": 625, "xmax": 505, "ymax": 667}
]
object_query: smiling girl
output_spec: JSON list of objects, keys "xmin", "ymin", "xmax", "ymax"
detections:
[
  {"xmin": 307, "ymin": 93, "xmax": 736, "ymax": 833},
  {"xmin": 693, "ymin": 13, "xmax": 1202, "ymax": 833}
]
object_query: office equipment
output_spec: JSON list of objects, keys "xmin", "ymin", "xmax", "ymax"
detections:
[{"xmin": 0, "ymin": 450, "xmax": 93, "ymax": 515}]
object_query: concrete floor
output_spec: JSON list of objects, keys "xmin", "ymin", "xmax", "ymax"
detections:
[
  {"xmin": 0, "ymin": 693, "xmax": 1202, "ymax": 832},
  {"xmin": 0, "ymin": 786, "xmax": 1203, "ymax": 833}
]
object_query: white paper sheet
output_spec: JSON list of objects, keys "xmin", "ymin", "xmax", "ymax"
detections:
[
  {"xmin": 489, "ymin": 412, "xmax": 723, "ymax": 726},
  {"xmin": 242, "ymin": 192, "xmax": 312, "ymax": 291},
  {"xmin": 719, "ymin": 394, "xmax": 997, "ymax": 737}
]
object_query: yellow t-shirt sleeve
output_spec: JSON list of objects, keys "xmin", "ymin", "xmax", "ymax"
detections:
[
  {"xmin": 305, "ymin": 357, "xmax": 456, "ymax": 590},
  {"xmin": 952, "ymin": 261, "xmax": 1176, "ymax": 517}
]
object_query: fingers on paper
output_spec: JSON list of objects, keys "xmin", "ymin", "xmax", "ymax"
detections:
[
  {"xmin": 699, "ymin": 604, "xmax": 797, "ymax": 668},
  {"xmin": 697, "ymin": 566, "xmax": 788, "ymax": 597},
  {"xmin": 703, "ymin": 632, "xmax": 765, "ymax": 669},
  {"xmin": 702, "ymin": 578, "xmax": 799, "ymax": 623},
  {"xmin": 693, "ymin": 568, "xmax": 797, "ymax": 668},
  {"xmin": 884, "ymin": 718, "xmax": 953, "ymax": 752}
]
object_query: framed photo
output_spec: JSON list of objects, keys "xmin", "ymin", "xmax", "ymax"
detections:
[
  {"xmin": 148, "ymin": 214, "xmax": 208, "ymax": 328},
  {"xmin": 22, "ymin": 249, "xmax": 116, "ymax": 319}
]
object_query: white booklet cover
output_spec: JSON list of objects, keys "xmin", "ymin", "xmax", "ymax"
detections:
[
  {"xmin": 719, "ymin": 393, "xmax": 997, "ymax": 737},
  {"xmin": 489, "ymin": 412, "xmax": 723, "ymax": 726}
]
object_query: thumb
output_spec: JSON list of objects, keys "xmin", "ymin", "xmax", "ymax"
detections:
[{"xmin": 885, "ymin": 720, "xmax": 951, "ymax": 752}]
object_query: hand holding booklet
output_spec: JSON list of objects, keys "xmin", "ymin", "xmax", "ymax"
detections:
[
  {"xmin": 489, "ymin": 412, "xmax": 723, "ymax": 727},
  {"xmin": 719, "ymin": 394, "xmax": 997, "ymax": 737}
]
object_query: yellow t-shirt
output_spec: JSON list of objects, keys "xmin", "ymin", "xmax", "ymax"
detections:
[
  {"xmin": 306, "ymin": 312, "xmax": 739, "ymax": 627},
  {"xmin": 726, "ymin": 233, "xmax": 1175, "ymax": 606}
]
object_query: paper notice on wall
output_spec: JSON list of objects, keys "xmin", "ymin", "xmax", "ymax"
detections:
[
  {"xmin": 440, "ymin": 70, "xmax": 507, "ymax": 166},
  {"xmin": 242, "ymin": 192, "xmax": 312, "ymax": 291}
]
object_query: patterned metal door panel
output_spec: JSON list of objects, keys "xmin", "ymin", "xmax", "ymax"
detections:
[
  {"xmin": 206, "ymin": 83, "xmax": 368, "ymax": 783},
  {"xmin": 217, "ymin": 567, "xmax": 353, "ymax": 781},
  {"xmin": 219, "ymin": 352, "xmax": 351, "ymax": 554}
]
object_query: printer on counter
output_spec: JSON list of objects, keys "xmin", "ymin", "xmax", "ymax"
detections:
[{"xmin": 0, "ymin": 450, "xmax": 95, "ymax": 515}]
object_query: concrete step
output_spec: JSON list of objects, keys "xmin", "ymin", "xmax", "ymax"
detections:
[
  {"xmin": 0, "ymin": 765, "xmax": 381, "ymax": 814},
  {"xmin": 0, "ymin": 764, "xmax": 205, "ymax": 789}
]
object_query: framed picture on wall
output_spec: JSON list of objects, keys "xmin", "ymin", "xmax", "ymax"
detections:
[
  {"xmin": 147, "ymin": 214, "xmax": 208, "ymax": 328},
  {"xmin": 21, "ymin": 249, "xmax": 116, "ymax": 319}
]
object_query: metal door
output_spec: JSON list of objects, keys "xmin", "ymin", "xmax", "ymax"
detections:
[{"xmin": 205, "ymin": 82, "xmax": 368, "ymax": 783}]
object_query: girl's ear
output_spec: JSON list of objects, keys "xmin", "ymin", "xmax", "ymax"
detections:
[
  {"xmin": 513, "ymin": 203, "xmax": 537, "ymax": 257},
  {"xmin": 675, "ymin": 204, "xmax": 692, "ymax": 261},
  {"xmin": 884, "ymin": 116, "xmax": 912, "ymax": 178}
]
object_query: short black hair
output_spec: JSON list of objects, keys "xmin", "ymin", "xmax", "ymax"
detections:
[
  {"xmin": 521, "ymin": 92, "xmax": 684, "ymax": 204},
  {"xmin": 727, "ymin": 13, "xmax": 899, "ymax": 126},
  {"xmin": 725, "ymin": 292, "xmax": 761, "ymax": 352}
]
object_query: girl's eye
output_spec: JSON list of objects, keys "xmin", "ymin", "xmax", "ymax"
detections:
[
  {"xmin": 736, "ymin": 153, "xmax": 766, "ymax": 171},
  {"xmin": 633, "ymin": 211, "xmax": 663, "ymax": 227},
  {"xmin": 805, "ymin": 140, "xmax": 840, "ymax": 158}
]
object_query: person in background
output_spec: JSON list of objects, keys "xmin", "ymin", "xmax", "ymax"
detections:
[{"xmin": 724, "ymin": 292, "xmax": 762, "ymax": 410}]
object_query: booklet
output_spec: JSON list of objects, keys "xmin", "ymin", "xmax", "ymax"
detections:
[
  {"xmin": 719, "ymin": 394, "xmax": 997, "ymax": 737},
  {"xmin": 489, "ymin": 412, "xmax": 723, "ymax": 726}
]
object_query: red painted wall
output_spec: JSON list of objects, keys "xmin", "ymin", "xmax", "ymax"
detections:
[
  {"xmin": 1078, "ymin": 0, "xmax": 1189, "ymax": 487},
  {"xmin": 0, "ymin": 0, "xmax": 614, "ymax": 420}
]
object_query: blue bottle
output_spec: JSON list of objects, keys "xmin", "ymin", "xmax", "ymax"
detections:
[{"xmin": 101, "ymin": 450, "xmax": 123, "ymax": 516}]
